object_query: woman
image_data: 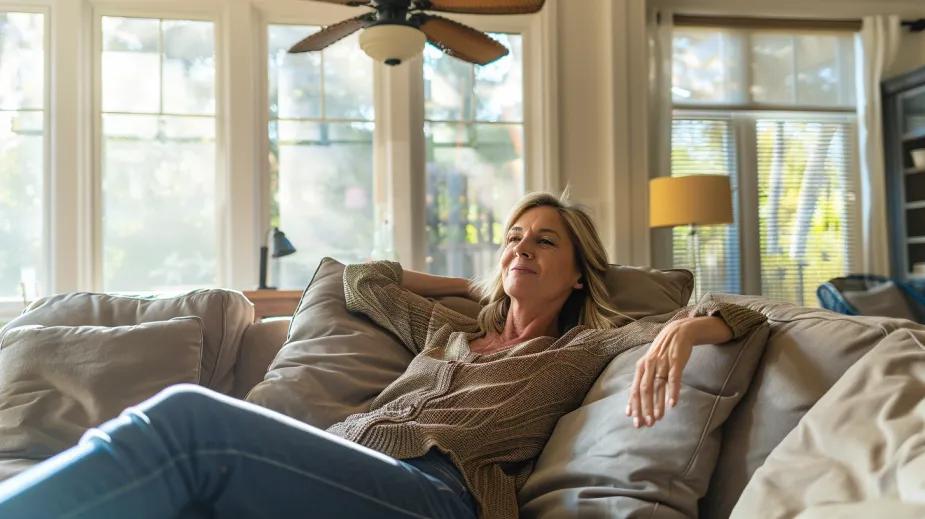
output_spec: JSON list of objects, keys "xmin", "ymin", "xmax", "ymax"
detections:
[{"xmin": 0, "ymin": 192, "xmax": 765, "ymax": 518}]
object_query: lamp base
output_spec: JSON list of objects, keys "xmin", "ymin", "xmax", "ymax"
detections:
[{"xmin": 257, "ymin": 246, "xmax": 277, "ymax": 290}]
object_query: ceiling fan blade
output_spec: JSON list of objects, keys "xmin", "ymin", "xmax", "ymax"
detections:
[
  {"xmin": 416, "ymin": 15, "xmax": 508, "ymax": 65},
  {"xmin": 417, "ymin": 0, "xmax": 544, "ymax": 15},
  {"xmin": 288, "ymin": 14, "xmax": 374, "ymax": 53}
]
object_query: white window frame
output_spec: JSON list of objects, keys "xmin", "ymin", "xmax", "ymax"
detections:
[
  {"xmin": 0, "ymin": 3, "xmax": 51, "ymax": 318},
  {"xmin": 667, "ymin": 107, "xmax": 863, "ymax": 296},
  {"xmin": 91, "ymin": 2, "xmax": 226, "ymax": 292},
  {"xmin": 0, "ymin": 0, "xmax": 555, "ymax": 321}
]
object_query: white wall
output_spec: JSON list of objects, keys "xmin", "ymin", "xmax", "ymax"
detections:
[{"xmin": 889, "ymin": 30, "xmax": 925, "ymax": 78}]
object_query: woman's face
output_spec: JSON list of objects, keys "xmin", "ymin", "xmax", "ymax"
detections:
[{"xmin": 501, "ymin": 206, "xmax": 583, "ymax": 305}]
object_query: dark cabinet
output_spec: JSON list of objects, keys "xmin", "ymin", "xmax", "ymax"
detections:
[{"xmin": 883, "ymin": 65, "xmax": 925, "ymax": 280}]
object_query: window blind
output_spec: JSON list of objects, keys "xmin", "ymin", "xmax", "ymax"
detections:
[
  {"xmin": 670, "ymin": 118, "xmax": 741, "ymax": 298},
  {"xmin": 756, "ymin": 118, "xmax": 856, "ymax": 306}
]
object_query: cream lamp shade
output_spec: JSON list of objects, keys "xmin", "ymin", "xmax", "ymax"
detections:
[
  {"xmin": 649, "ymin": 175, "xmax": 733, "ymax": 228},
  {"xmin": 359, "ymin": 24, "xmax": 426, "ymax": 66}
]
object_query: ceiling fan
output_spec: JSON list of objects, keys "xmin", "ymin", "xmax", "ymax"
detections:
[{"xmin": 288, "ymin": 0, "xmax": 546, "ymax": 66}]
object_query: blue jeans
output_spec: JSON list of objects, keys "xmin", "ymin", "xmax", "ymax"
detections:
[{"xmin": 0, "ymin": 384, "xmax": 478, "ymax": 519}]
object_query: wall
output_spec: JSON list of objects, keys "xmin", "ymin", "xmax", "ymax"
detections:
[{"xmin": 889, "ymin": 30, "xmax": 925, "ymax": 78}]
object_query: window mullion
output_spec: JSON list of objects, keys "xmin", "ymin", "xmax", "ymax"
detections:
[
  {"xmin": 379, "ymin": 56, "xmax": 426, "ymax": 271},
  {"xmin": 735, "ymin": 115, "xmax": 762, "ymax": 295}
]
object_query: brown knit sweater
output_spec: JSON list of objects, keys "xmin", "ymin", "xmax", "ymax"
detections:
[{"xmin": 326, "ymin": 261, "xmax": 767, "ymax": 518}]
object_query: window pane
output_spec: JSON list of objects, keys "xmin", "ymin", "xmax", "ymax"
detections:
[
  {"xmin": 101, "ymin": 115, "xmax": 216, "ymax": 291},
  {"xmin": 425, "ymin": 34, "xmax": 525, "ymax": 278},
  {"xmin": 670, "ymin": 119, "xmax": 741, "ymax": 298},
  {"xmin": 274, "ymin": 121, "xmax": 374, "ymax": 285},
  {"xmin": 757, "ymin": 119, "xmax": 855, "ymax": 306},
  {"xmin": 0, "ymin": 13, "xmax": 44, "ymax": 110},
  {"xmin": 474, "ymin": 34, "xmax": 522, "ymax": 122},
  {"xmin": 323, "ymin": 32, "xmax": 374, "ymax": 120},
  {"xmin": 0, "ymin": 111, "xmax": 43, "ymax": 298},
  {"xmin": 268, "ymin": 25, "xmax": 375, "ymax": 290},
  {"xmin": 795, "ymin": 34, "xmax": 855, "ymax": 107},
  {"xmin": 425, "ymin": 122, "xmax": 524, "ymax": 278},
  {"xmin": 0, "ymin": 11, "xmax": 43, "ymax": 300},
  {"xmin": 163, "ymin": 20, "xmax": 215, "ymax": 115},
  {"xmin": 102, "ymin": 17, "xmax": 160, "ymax": 113},
  {"xmin": 269, "ymin": 25, "xmax": 322, "ymax": 119},
  {"xmin": 672, "ymin": 28, "xmax": 746, "ymax": 104},
  {"xmin": 424, "ymin": 44, "xmax": 473, "ymax": 121},
  {"xmin": 101, "ymin": 17, "xmax": 217, "ymax": 292},
  {"xmin": 750, "ymin": 33, "xmax": 795, "ymax": 104}
]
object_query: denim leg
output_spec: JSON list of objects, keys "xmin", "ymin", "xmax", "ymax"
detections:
[{"xmin": 0, "ymin": 384, "xmax": 477, "ymax": 519}]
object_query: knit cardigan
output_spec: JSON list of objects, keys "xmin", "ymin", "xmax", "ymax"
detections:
[{"xmin": 325, "ymin": 261, "xmax": 767, "ymax": 518}]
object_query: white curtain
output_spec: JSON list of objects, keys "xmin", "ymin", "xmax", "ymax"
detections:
[
  {"xmin": 855, "ymin": 15, "xmax": 901, "ymax": 276},
  {"xmin": 647, "ymin": 8, "xmax": 673, "ymax": 269}
]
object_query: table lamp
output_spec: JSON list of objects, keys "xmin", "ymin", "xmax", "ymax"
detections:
[
  {"xmin": 649, "ymin": 175, "xmax": 733, "ymax": 301},
  {"xmin": 258, "ymin": 227, "xmax": 297, "ymax": 290}
]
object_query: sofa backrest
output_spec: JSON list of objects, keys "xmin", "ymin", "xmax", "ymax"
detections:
[
  {"xmin": 0, "ymin": 290, "xmax": 254, "ymax": 394},
  {"xmin": 700, "ymin": 294, "xmax": 924, "ymax": 518}
]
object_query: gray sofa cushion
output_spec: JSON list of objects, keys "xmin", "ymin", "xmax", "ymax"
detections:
[
  {"xmin": 731, "ymin": 328, "xmax": 925, "ymax": 518},
  {"xmin": 232, "ymin": 318, "xmax": 292, "ymax": 399},
  {"xmin": 0, "ymin": 289, "xmax": 254, "ymax": 394},
  {"xmin": 700, "ymin": 294, "xmax": 921, "ymax": 519},
  {"xmin": 246, "ymin": 258, "xmax": 694, "ymax": 429},
  {"xmin": 519, "ymin": 318, "xmax": 770, "ymax": 517},
  {"xmin": 245, "ymin": 259, "xmax": 416, "ymax": 428},
  {"xmin": 842, "ymin": 280, "xmax": 918, "ymax": 321},
  {"xmin": 606, "ymin": 265, "xmax": 692, "ymax": 320},
  {"xmin": 0, "ymin": 318, "xmax": 204, "ymax": 459}
]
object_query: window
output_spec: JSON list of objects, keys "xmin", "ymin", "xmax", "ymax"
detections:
[
  {"xmin": 100, "ymin": 16, "xmax": 217, "ymax": 292},
  {"xmin": 0, "ymin": 11, "xmax": 44, "ymax": 301},
  {"xmin": 267, "ymin": 26, "xmax": 374, "ymax": 289},
  {"xmin": 669, "ymin": 26, "xmax": 858, "ymax": 306},
  {"xmin": 424, "ymin": 34, "xmax": 524, "ymax": 278}
]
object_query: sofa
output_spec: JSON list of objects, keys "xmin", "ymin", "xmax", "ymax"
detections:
[{"xmin": 0, "ymin": 258, "xmax": 923, "ymax": 518}]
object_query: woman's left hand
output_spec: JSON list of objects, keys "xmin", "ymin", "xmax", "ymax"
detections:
[{"xmin": 625, "ymin": 319, "xmax": 695, "ymax": 428}]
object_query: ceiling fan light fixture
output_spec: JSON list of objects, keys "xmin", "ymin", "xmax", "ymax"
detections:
[{"xmin": 359, "ymin": 23, "xmax": 426, "ymax": 66}]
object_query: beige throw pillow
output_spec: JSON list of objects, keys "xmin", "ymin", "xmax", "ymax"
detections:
[
  {"xmin": 0, "ymin": 318, "xmax": 204, "ymax": 459},
  {"xmin": 731, "ymin": 328, "xmax": 925, "ymax": 518},
  {"xmin": 518, "ymin": 322, "xmax": 770, "ymax": 518},
  {"xmin": 246, "ymin": 258, "xmax": 694, "ymax": 429},
  {"xmin": 1, "ymin": 289, "xmax": 253, "ymax": 394},
  {"xmin": 699, "ymin": 294, "xmax": 915, "ymax": 519}
]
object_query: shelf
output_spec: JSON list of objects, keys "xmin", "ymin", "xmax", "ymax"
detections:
[
  {"xmin": 907, "ymin": 201, "xmax": 925, "ymax": 210},
  {"xmin": 907, "ymin": 167, "xmax": 925, "ymax": 175},
  {"xmin": 903, "ymin": 128, "xmax": 925, "ymax": 142},
  {"xmin": 908, "ymin": 236, "xmax": 925, "ymax": 244}
]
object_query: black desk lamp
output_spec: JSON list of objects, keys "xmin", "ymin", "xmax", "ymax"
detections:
[{"xmin": 258, "ymin": 227, "xmax": 297, "ymax": 289}]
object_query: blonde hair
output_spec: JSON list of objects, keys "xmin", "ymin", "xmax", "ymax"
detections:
[{"xmin": 475, "ymin": 191, "xmax": 631, "ymax": 334}]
